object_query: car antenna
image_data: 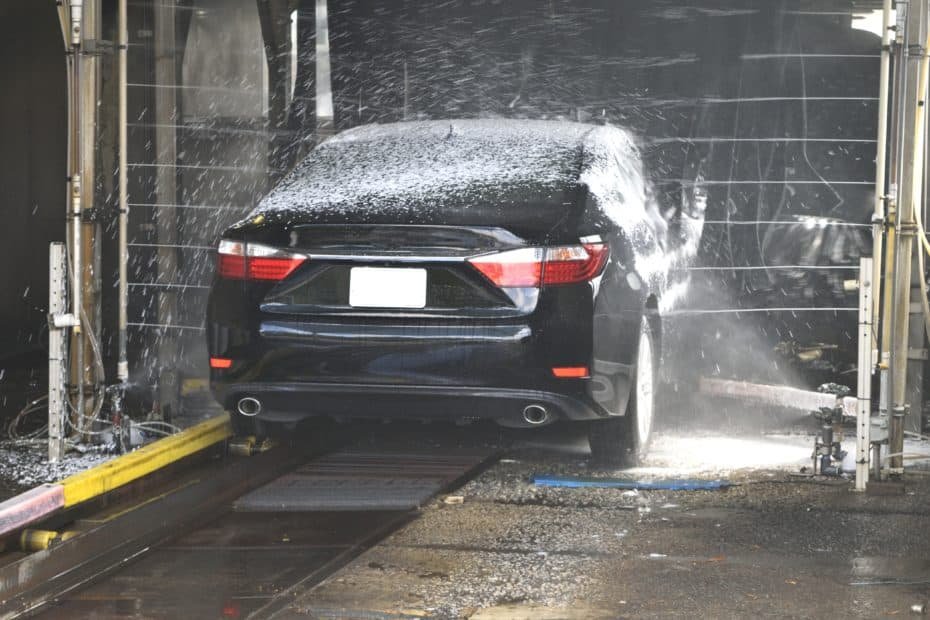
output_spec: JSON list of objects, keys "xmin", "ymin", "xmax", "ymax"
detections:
[{"xmin": 445, "ymin": 123, "xmax": 455, "ymax": 139}]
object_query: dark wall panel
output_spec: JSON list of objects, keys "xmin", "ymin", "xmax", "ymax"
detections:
[{"xmin": 0, "ymin": 1, "xmax": 67, "ymax": 355}]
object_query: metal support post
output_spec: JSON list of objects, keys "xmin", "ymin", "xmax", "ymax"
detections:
[
  {"xmin": 117, "ymin": 0, "xmax": 129, "ymax": 382},
  {"xmin": 873, "ymin": 0, "xmax": 896, "ymax": 477},
  {"xmin": 876, "ymin": 5, "xmax": 905, "ymax": 478},
  {"xmin": 81, "ymin": 0, "xmax": 101, "ymax": 439},
  {"xmin": 872, "ymin": 0, "xmax": 892, "ymax": 360},
  {"xmin": 154, "ymin": 0, "xmax": 179, "ymax": 420},
  {"xmin": 257, "ymin": 0, "xmax": 296, "ymax": 174},
  {"xmin": 856, "ymin": 258, "xmax": 874, "ymax": 491},
  {"xmin": 889, "ymin": 0, "xmax": 928, "ymax": 474},
  {"xmin": 315, "ymin": 0, "xmax": 334, "ymax": 139},
  {"xmin": 48, "ymin": 244, "xmax": 68, "ymax": 462},
  {"xmin": 66, "ymin": 0, "xmax": 87, "ymax": 437}
]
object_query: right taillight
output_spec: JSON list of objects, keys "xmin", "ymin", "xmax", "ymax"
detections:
[
  {"xmin": 217, "ymin": 239, "xmax": 307, "ymax": 282},
  {"xmin": 542, "ymin": 243, "xmax": 609, "ymax": 285},
  {"xmin": 468, "ymin": 243, "xmax": 609, "ymax": 288}
]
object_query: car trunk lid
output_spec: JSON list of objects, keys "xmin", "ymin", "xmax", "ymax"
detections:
[{"xmin": 258, "ymin": 224, "xmax": 540, "ymax": 318}]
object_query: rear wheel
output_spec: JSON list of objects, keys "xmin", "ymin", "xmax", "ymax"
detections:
[{"xmin": 588, "ymin": 317, "xmax": 657, "ymax": 467}]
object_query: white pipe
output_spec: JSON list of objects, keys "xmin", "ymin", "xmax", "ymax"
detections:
[
  {"xmin": 117, "ymin": 0, "xmax": 129, "ymax": 382},
  {"xmin": 70, "ymin": 174, "xmax": 82, "ymax": 338},
  {"xmin": 69, "ymin": 0, "xmax": 83, "ymax": 47}
]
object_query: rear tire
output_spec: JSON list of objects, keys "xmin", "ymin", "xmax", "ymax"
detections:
[{"xmin": 588, "ymin": 317, "xmax": 657, "ymax": 467}]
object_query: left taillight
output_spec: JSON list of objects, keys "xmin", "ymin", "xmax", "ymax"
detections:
[
  {"xmin": 217, "ymin": 239, "xmax": 307, "ymax": 282},
  {"xmin": 468, "ymin": 242, "xmax": 609, "ymax": 288}
]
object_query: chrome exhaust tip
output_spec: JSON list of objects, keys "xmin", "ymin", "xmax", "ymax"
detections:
[
  {"xmin": 522, "ymin": 404, "xmax": 549, "ymax": 425},
  {"xmin": 237, "ymin": 397, "xmax": 262, "ymax": 417}
]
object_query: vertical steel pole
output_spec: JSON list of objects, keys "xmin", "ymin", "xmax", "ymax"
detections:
[
  {"xmin": 879, "ymin": 7, "xmax": 909, "ymax": 475},
  {"xmin": 81, "ymin": 0, "xmax": 100, "ymax": 403},
  {"xmin": 856, "ymin": 257, "xmax": 874, "ymax": 492},
  {"xmin": 117, "ymin": 0, "xmax": 129, "ymax": 382},
  {"xmin": 68, "ymin": 0, "xmax": 86, "ymax": 436},
  {"xmin": 315, "ymin": 0, "xmax": 334, "ymax": 138},
  {"xmin": 872, "ymin": 0, "xmax": 892, "ymax": 352},
  {"xmin": 154, "ymin": 0, "xmax": 179, "ymax": 419},
  {"xmin": 889, "ymin": 0, "xmax": 928, "ymax": 474}
]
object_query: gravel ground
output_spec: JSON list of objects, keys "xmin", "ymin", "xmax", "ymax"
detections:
[
  {"xmin": 0, "ymin": 401, "xmax": 221, "ymax": 500},
  {"xmin": 0, "ymin": 441, "xmax": 113, "ymax": 497},
  {"xmin": 279, "ymin": 428, "xmax": 930, "ymax": 619}
]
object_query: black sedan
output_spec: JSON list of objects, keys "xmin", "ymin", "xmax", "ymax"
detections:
[{"xmin": 207, "ymin": 120, "xmax": 704, "ymax": 466}]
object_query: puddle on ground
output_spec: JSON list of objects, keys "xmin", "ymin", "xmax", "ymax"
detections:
[{"xmin": 852, "ymin": 557, "xmax": 930, "ymax": 580}]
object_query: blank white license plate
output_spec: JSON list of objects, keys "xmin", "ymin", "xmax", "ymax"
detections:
[{"xmin": 349, "ymin": 267, "xmax": 427, "ymax": 308}]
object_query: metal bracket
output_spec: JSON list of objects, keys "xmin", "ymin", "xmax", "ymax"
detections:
[
  {"xmin": 80, "ymin": 38, "xmax": 115, "ymax": 56},
  {"xmin": 897, "ymin": 220, "xmax": 919, "ymax": 236},
  {"xmin": 50, "ymin": 313, "xmax": 79, "ymax": 329},
  {"xmin": 871, "ymin": 416, "xmax": 890, "ymax": 443},
  {"xmin": 80, "ymin": 205, "xmax": 114, "ymax": 223}
]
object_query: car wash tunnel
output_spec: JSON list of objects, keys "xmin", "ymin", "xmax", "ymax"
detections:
[{"xmin": 4, "ymin": 0, "xmax": 930, "ymax": 617}]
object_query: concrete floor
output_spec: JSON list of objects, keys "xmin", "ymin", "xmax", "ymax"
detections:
[
  {"xmin": 23, "ymin": 396, "xmax": 930, "ymax": 619},
  {"xmin": 268, "ymin": 425, "xmax": 930, "ymax": 619}
]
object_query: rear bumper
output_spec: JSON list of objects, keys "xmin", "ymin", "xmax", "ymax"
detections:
[{"xmin": 213, "ymin": 381, "xmax": 609, "ymax": 428}]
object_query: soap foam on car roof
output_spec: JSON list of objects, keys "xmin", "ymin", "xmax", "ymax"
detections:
[
  {"xmin": 245, "ymin": 118, "xmax": 704, "ymax": 293},
  {"xmin": 252, "ymin": 119, "xmax": 630, "ymax": 217}
]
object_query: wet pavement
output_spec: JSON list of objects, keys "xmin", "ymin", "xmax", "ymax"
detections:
[
  {"xmin": 269, "ymin": 425, "xmax": 930, "ymax": 619},
  {"xmin": 36, "ymin": 511, "xmax": 412, "ymax": 619},
  {"xmin": 26, "ymin": 412, "xmax": 930, "ymax": 619},
  {"xmin": 32, "ymin": 428, "xmax": 498, "ymax": 619}
]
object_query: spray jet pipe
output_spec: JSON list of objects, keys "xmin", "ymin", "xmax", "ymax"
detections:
[{"xmin": 69, "ymin": 0, "xmax": 83, "ymax": 47}]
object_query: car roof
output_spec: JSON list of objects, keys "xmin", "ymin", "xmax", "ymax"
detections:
[
  {"xmin": 329, "ymin": 118, "xmax": 595, "ymax": 153},
  {"xmin": 253, "ymin": 119, "xmax": 639, "ymax": 218}
]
